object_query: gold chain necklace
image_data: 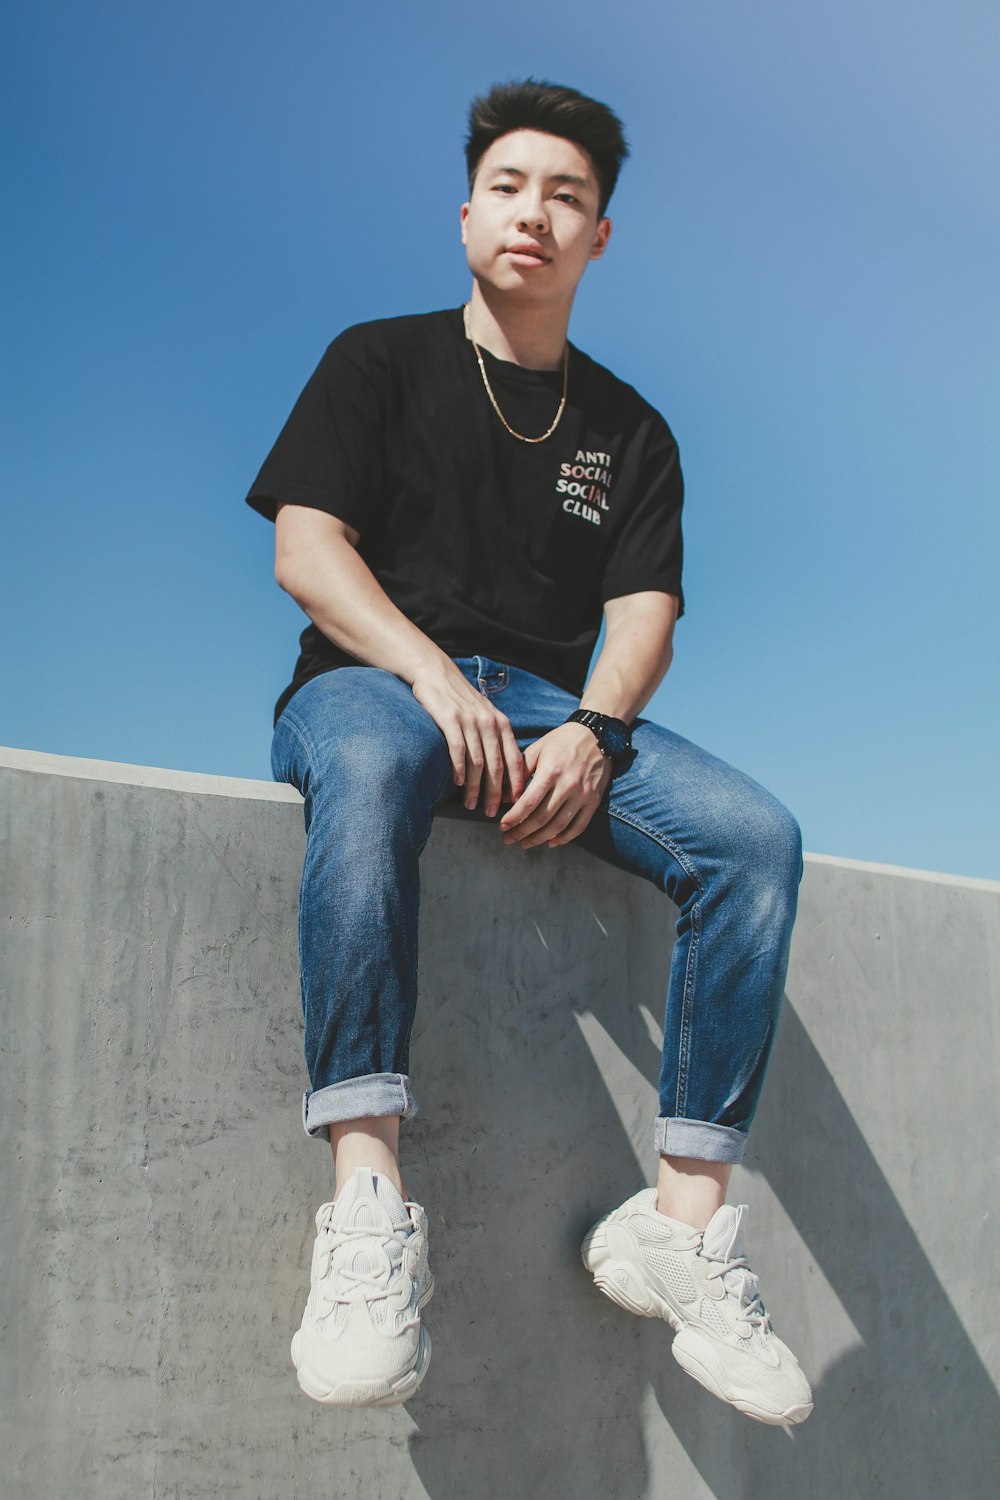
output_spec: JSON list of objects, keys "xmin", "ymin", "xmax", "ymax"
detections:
[{"xmin": 463, "ymin": 303, "xmax": 569, "ymax": 444}]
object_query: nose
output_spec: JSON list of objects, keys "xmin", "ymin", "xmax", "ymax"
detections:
[{"xmin": 517, "ymin": 193, "xmax": 549, "ymax": 235}]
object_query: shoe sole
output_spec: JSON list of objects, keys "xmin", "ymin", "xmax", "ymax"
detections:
[
  {"xmin": 581, "ymin": 1222, "xmax": 813, "ymax": 1428},
  {"xmin": 291, "ymin": 1278, "xmax": 435, "ymax": 1409}
]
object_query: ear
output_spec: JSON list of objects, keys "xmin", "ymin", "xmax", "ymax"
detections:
[
  {"xmin": 589, "ymin": 216, "xmax": 612, "ymax": 262},
  {"xmin": 460, "ymin": 201, "xmax": 470, "ymax": 246}
]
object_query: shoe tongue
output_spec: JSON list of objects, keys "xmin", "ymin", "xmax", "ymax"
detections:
[
  {"xmin": 335, "ymin": 1169, "xmax": 409, "ymax": 1278},
  {"xmin": 702, "ymin": 1204, "xmax": 754, "ymax": 1299},
  {"xmin": 336, "ymin": 1167, "xmax": 408, "ymax": 1224},
  {"xmin": 702, "ymin": 1203, "xmax": 745, "ymax": 1262}
]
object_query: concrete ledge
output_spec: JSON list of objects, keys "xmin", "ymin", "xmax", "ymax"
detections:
[
  {"xmin": 0, "ymin": 744, "xmax": 302, "ymax": 802},
  {"xmin": 2, "ymin": 748, "xmax": 998, "ymax": 1499}
]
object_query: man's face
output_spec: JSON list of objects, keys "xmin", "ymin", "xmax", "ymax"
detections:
[{"xmin": 461, "ymin": 129, "xmax": 611, "ymax": 303}]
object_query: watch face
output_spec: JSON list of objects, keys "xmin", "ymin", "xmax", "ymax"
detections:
[
  {"xmin": 570, "ymin": 710, "xmax": 630, "ymax": 760},
  {"xmin": 602, "ymin": 721, "xmax": 630, "ymax": 756}
]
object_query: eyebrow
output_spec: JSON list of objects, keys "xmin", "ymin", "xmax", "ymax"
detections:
[{"xmin": 488, "ymin": 167, "xmax": 592, "ymax": 191}]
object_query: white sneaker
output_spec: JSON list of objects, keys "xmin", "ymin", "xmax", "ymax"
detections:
[
  {"xmin": 582, "ymin": 1190, "xmax": 813, "ymax": 1425},
  {"xmin": 291, "ymin": 1167, "xmax": 433, "ymax": 1407}
]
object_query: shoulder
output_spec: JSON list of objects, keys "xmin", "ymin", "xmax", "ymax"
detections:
[
  {"xmin": 322, "ymin": 307, "xmax": 462, "ymax": 369},
  {"xmin": 570, "ymin": 345, "xmax": 679, "ymax": 451}
]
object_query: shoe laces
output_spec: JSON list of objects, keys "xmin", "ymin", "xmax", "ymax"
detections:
[
  {"xmin": 319, "ymin": 1215, "xmax": 408, "ymax": 1304},
  {"xmin": 700, "ymin": 1240, "xmax": 771, "ymax": 1332}
]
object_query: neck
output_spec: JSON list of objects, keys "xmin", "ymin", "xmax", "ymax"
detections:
[{"xmin": 465, "ymin": 282, "xmax": 573, "ymax": 370}]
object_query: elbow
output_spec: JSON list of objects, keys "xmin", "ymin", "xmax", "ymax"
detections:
[
  {"xmin": 662, "ymin": 638, "xmax": 674, "ymax": 676},
  {"xmin": 274, "ymin": 551, "xmax": 304, "ymax": 601}
]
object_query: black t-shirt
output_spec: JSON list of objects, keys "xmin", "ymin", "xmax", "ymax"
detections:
[{"xmin": 245, "ymin": 307, "xmax": 684, "ymax": 726}]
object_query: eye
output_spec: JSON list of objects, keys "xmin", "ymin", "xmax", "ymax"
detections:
[
  {"xmin": 492, "ymin": 183, "xmax": 517, "ymax": 194},
  {"xmin": 555, "ymin": 192, "xmax": 579, "ymax": 205}
]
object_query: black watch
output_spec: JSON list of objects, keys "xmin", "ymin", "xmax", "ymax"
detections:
[{"xmin": 566, "ymin": 709, "xmax": 633, "ymax": 768}]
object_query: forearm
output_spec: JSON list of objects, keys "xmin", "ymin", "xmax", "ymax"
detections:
[
  {"xmin": 277, "ymin": 532, "xmax": 455, "ymax": 688},
  {"xmin": 277, "ymin": 513, "xmax": 527, "ymax": 812},
  {"xmin": 579, "ymin": 593, "xmax": 678, "ymax": 722}
]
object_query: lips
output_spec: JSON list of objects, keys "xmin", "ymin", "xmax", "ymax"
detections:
[{"xmin": 506, "ymin": 243, "xmax": 550, "ymax": 263}]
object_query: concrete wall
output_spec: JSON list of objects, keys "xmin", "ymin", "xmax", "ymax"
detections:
[{"xmin": 2, "ymin": 745, "xmax": 998, "ymax": 1500}]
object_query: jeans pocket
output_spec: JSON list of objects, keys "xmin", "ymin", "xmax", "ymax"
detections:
[{"xmin": 475, "ymin": 657, "xmax": 510, "ymax": 697}]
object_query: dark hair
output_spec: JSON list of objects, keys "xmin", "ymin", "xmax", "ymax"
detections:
[{"xmin": 465, "ymin": 79, "xmax": 629, "ymax": 217}]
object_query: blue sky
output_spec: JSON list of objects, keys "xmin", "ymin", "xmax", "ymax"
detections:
[{"xmin": 3, "ymin": 1, "xmax": 998, "ymax": 879}]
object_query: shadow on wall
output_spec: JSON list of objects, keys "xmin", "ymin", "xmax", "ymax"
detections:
[
  {"xmin": 401, "ymin": 849, "xmax": 999, "ymax": 1500},
  {"xmin": 4, "ymin": 762, "xmax": 996, "ymax": 1500},
  {"xmin": 673, "ymin": 1004, "xmax": 998, "ymax": 1498}
]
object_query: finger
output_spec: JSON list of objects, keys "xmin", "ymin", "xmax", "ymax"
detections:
[
  {"xmin": 503, "ymin": 787, "xmax": 564, "ymax": 845},
  {"xmin": 444, "ymin": 720, "xmax": 468, "ymax": 787},
  {"xmin": 499, "ymin": 776, "xmax": 549, "ymax": 833},
  {"xmin": 498, "ymin": 719, "xmax": 527, "ymax": 803},
  {"xmin": 479, "ymin": 724, "xmax": 507, "ymax": 819},
  {"xmin": 462, "ymin": 728, "xmax": 487, "ymax": 811},
  {"xmin": 518, "ymin": 796, "xmax": 581, "ymax": 849},
  {"xmin": 546, "ymin": 803, "xmax": 596, "ymax": 848}
]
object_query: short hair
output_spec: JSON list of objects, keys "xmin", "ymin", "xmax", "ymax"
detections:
[{"xmin": 465, "ymin": 79, "xmax": 629, "ymax": 217}]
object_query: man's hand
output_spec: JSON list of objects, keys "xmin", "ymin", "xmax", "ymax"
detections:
[
  {"xmin": 411, "ymin": 664, "xmax": 527, "ymax": 819},
  {"xmin": 498, "ymin": 722, "xmax": 612, "ymax": 850}
]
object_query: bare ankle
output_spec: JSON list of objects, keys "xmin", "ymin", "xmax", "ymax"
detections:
[
  {"xmin": 656, "ymin": 1154, "xmax": 732, "ymax": 1231},
  {"xmin": 330, "ymin": 1116, "xmax": 404, "ymax": 1198}
]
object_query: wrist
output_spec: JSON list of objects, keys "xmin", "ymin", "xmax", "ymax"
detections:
[
  {"xmin": 578, "ymin": 689, "xmax": 637, "ymax": 722},
  {"xmin": 564, "ymin": 709, "xmax": 633, "ymax": 769},
  {"xmin": 560, "ymin": 721, "xmax": 606, "ymax": 754},
  {"xmin": 403, "ymin": 642, "xmax": 460, "ymax": 688}
]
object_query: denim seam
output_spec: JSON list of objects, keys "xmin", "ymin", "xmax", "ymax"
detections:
[
  {"xmin": 675, "ymin": 899, "xmax": 701, "ymax": 1118},
  {"xmin": 397, "ymin": 752, "xmax": 457, "ymax": 1072},
  {"xmin": 605, "ymin": 805, "xmax": 704, "ymax": 894},
  {"xmin": 277, "ymin": 705, "xmax": 319, "ymax": 777},
  {"xmin": 275, "ymin": 711, "xmax": 319, "ymax": 1037},
  {"xmin": 606, "ymin": 802, "xmax": 705, "ymax": 1126},
  {"xmin": 272, "ymin": 707, "xmax": 314, "ymax": 784}
]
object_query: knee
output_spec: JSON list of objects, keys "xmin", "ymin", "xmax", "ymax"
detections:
[
  {"xmin": 323, "ymin": 728, "xmax": 443, "ymax": 805},
  {"xmin": 715, "ymin": 785, "xmax": 802, "ymax": 899},
  {"xmin": 277, "ymin": 670, "xmax": 444, "ymax": 790},
  {"xmin": 762, "ymin": 797, "xmax": 802, "ymax": 881},
  {"xmin": 742, "ymin": 795, "xmax": 803, "ymax": 916}
]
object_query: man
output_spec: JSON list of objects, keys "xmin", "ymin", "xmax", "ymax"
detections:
[{"xmin": 245, "ymin": 80, "xmax": 813, "ymax": 1425}]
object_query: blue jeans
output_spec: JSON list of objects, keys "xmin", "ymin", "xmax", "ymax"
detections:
[{"xmin": 271, "ymin": 656, "xmax": 802, "ymax": 1165}]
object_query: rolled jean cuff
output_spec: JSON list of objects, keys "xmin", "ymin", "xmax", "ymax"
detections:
[
  {"xmin": 302, "ymin": 1073, "xmax": 419, "ymax": 1141},
  {"xmin": 654, "ymin": 1116, "xmax": 748, "ymax": 1164}
]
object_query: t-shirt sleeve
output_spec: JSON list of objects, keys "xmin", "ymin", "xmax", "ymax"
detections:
[
  {"xmin": 243, "ymin": 332, "xmax": 387, "ymax": 532},
  {"xmin": 599, "ymin": 416, "xmax": 685, "ymax": 616}
]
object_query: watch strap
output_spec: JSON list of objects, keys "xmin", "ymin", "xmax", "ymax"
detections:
[{"xmin": 565, "ymin": 709, "xmax": 632, "ymax": 764}]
